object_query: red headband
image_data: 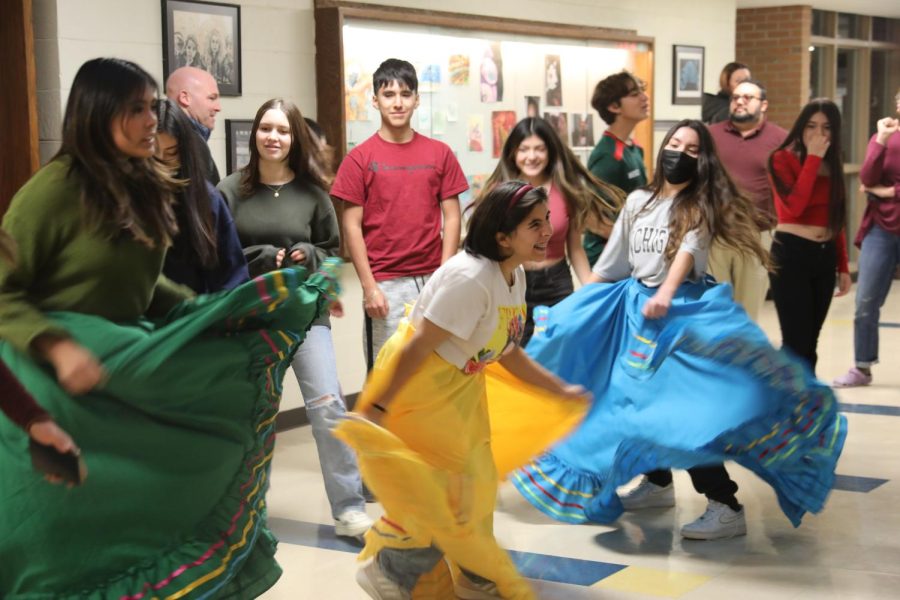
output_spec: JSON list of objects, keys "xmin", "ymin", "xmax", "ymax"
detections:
[{"xmin": 508, "ymin": 184, "xmax": 534, "ymax": 211}]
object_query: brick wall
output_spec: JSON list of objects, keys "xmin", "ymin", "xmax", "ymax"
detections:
[{"xmin": 736, "ymin": 5, "xmax": 811, "ymax": 130}]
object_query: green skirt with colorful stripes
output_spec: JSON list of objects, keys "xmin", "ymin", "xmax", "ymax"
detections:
[{"xmin": 0, "ymin": 262, "xmax": 340, "ymax": 599}]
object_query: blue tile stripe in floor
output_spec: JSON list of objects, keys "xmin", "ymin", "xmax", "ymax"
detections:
[
  {"xmin": 840, "ymin": 402, "xmax": 900, "ymax": 417},
  {"xmin": 832, "ymin": 474, "xmax": 889, "ymax": 493},
  {"xmin": 267, "ymin": 517, "xmax": 627, "ymax": 587}
]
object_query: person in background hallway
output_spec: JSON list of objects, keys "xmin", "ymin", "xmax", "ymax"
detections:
[
  {"xmin": 585, "ymin": 70, "xmax": 650, "ymax": 266},
  {"xmin": 768, "ymin": 99, "xmax": 851, "ymax": 373},
  {"xmin": 165, "ymin": 66, "xmax": 222, "ymax": 183},
  {"xmin": 332, "ymin": 59, "xmax": 467, "ymax": 371},
  {"xmin": 702, "ymin": 62, "xmax": 751, "ymax": 125},
  {"xmin": 218, "ymin": 97, "xmax": 372, "ymax": 538},
  {"xmin": 834, "ymin": 89, "xmax": 900, "ymax": 387},
  {"xmin": 155, "ymin": 98, "xmax": 249, "ymax": 293},
  {"xmin": 483, "ymin": 117, "xmax": 622, "ymax": 345},
  {"xmin": 708, "ymin": 79, "xmax": 787, "ymax": 321}
]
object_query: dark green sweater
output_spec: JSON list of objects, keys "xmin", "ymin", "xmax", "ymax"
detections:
[{"xmin": 0, "ymin": 158, "xmax": 190, "ymax": 355}]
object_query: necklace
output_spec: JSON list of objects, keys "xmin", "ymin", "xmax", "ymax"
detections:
[{"xmin": 264, "ymin": 183, "xmax": 286, "ymax": 198}]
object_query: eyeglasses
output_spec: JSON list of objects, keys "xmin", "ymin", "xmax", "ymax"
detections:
[{"xmin": 731, "ymin": 94, "xmax": 761, "ymax": 103}]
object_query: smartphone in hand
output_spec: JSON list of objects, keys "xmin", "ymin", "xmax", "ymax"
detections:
[{"xmin": 29, "ymin": 439, "xmax": 87, "ymax": 485}]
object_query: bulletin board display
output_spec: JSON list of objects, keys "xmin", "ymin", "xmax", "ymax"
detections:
[{"xmin": 341, "ymin": 18, "xmax": 653, "ymax": 207}]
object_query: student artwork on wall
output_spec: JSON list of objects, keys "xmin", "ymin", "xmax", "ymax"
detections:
[
  {"xmin": 340, "ymin": 19, "xmax": 652, "ymax": 181},
  {"xmin": 162, "ymin": 0, "xmax": 241, "ymax": 96},
  {"xmin": 345, "ymin": 62, "xmax": 372, "ymax": 121},
  {"xmin": 571, "ymin": 113, "xmax": 594, "ymax": 147},
  {"xmin": 225, "ymin": 119, "xmax": 252, "ymax": 174},
  {"xmin": 545, "ymin": 55, "xmax": 562, "ymax": 107},
  {"xmin": 544, "ymin": 112, "xmax": 569, "ymax": 145},
  {"xmin": 480, "ymin": 43, "xmax": 504, "ymax": 103},
  {"xmin": 491, "ymin": 111, "xmax": 517, "ymax": 158},
  {"xmin": 525, "ymin": 96, "xmax": 540, "ymax": 118},
  {"xmin": 468, "ymin": 115, "xmax": 485, "ymax": 152},
  {"xmin": 449, "ymin": 55, "xmax": 470, "ymax": 85},
  {"xmin": 672, "ymin": 44, "xmax": 704, "ymax": 105}
]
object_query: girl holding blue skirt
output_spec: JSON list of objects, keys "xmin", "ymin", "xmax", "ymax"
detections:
[{"xmin": 509, "ymin": 119, "xmax": 846, "ymax": 538}]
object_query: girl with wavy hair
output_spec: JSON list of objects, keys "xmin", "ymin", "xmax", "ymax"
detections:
[
  {"xmin": 509, "ymin": 120, "xmax": 846, "ymax": 542},
  {"xmin": 0, "ymin": 58, "xmax": 340, "ymax": 598},
  {"xmin": 481, "ymin": 117, "xmax": 622, "ymax": 344}
]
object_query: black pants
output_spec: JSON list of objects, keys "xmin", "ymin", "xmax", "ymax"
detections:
[
  {"xmin": 646, "ymin": 466, "xmax": 740, "ymax": 511},
  {"xmin": 769, "ymin": 231, "xmax": 837, "ymax": 373},
  {"xmin": 522, "ymin": 260, "xmax": 574, "ymax": 346}
]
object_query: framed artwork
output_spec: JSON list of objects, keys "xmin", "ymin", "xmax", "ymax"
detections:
[
  {"xmin": 672, "ymin": 45, "xmax": 704, "ymax": 105},
  {"xmin": 225, "ymin": 119, "xmax": 253, "ymax": 174},
  {"xmin": 162, "ymin": 0, "xmax": 242, "ymax": 96}
]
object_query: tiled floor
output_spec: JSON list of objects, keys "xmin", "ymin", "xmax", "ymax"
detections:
[{"xmin": 261, "ymin": 284, "xmax": 900, "ymax": 599}]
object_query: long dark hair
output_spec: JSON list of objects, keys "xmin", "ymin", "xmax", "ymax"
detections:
[
  {"xmin": 646, "ymin": 119, "xmax": 770, "ymax": 268},
  {"xmin": 239, "ymin": 98, "xmax": 328, "ymax": 196},
  {"xmin": 54, "ymin": 58, "xmax": 178, "ymax": 247},
  {"xmin": 465, "ymin": 181, "xmax": 549, "ymax": 261},
  {"xmin": 481, "ymin": 117, "xmax": 622, "ymax": 232},
  {"xmin": 157, "ymin": 99, "xmax": 218, "ymax": 268},
  {"xmin": 768, "ymin": 98, "xmax": 846, "ymax": 236}
]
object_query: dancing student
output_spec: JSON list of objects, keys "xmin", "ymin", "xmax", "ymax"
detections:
[
  {"xmin": 155, "ymin": 98, "xmax": 249, "ymax": 293},
  {"xmin": 482, "ymin": 117, "xmax": 622, "ymax": 344},
  {"xmin": 0, "ymin": 58, "xmax": 339, "ymax": 598},
  {"xmin": 0, "ymin": 232, "xmax": 78, "ymax": 463},
  {"xmin": 218, "ymin": 98, "xmax": 372, "ymax": 537},
  {"xmin": 337, "ymin": 181, "xmax": 587, "ymax": 600},
  {"xmin": 510, "ymin": 120, "xmax": 846, "ymax": 540},
  {"xmin": 768, "ymin": 99, "xmax": 851, "ymax": 373},
  {"xmin": 834, "ymin": 89, "xmax": 900, "ymax": 387}
]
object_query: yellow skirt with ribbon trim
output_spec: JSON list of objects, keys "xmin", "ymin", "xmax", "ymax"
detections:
[{"xmin": 333, "ymin": 320, "xmax": 587, "ymax": 599}]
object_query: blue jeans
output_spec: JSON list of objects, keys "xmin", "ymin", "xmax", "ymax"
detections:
[
  {"xmin": 854, "ymin": 224, "xmax": 900, "ymax": 367},
  {"xmin": 291, "ymin": 325, "xmax": 365, "ymax": 517},
  {"xmin": 378, "ymin": 546, "xmax": 493, "ymax": 592}
]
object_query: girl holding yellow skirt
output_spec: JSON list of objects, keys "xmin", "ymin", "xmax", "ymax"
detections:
[{"xmin": 335, "ymin": 181, "xmax": 589, "ymax": 600}]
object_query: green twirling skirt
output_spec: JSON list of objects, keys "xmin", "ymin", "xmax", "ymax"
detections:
[{"xmin": 0, "ymin": 263, "xmax": 339, "ymax": 599}]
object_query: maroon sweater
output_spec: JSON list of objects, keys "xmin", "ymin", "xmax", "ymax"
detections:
[
  {"xmin": 1, "ymin": 361, "xmax": 49, "ymax": 431},
  {"xmin": 857, "ymin": 133, "xmax": 900, "ymax": 245},
  {"xmin": 709, "ymin": 119, "xmax": 788, "ymax": 229}
]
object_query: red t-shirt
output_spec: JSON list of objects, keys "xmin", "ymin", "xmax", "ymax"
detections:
[
  {"xmin": 331, "ymin": 132, "xmax": 468, "ymax": 281},
  {"xmin": 771, "ymin": 150, "xmax": 849, "ymax": 273}
]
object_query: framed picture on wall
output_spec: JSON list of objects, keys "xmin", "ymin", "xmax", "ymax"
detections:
[
  {"xmin": 225, "ymin": 119, "xmax": 253, "ymax": 174},
  {"xmin": 162, "ymin": 0, "xmax": 241, "ymax": 96},
  {"xmin": 672, "ymin": 45, "xmax": 704, "ymax": 105}
]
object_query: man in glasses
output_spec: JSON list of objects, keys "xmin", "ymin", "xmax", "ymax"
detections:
[{"xmin": 708, "ymin": 79, "xmax": 787, "ymax": 321}]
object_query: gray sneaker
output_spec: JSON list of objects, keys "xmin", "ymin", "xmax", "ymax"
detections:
[
  {"xmin": 680, "ymin": 500, "xmax": 747, "ymax": 540},
  {"xmin": 356, "ymin": 559, "xmax": 411, "ymax": 600},
  {"xmin": 335, "ymin": 509, "xmax": 373, "ymax": 537},
  {"xmin": 455, "ymin": 571, "xmax": 501, "ymax": 599},
  {"xmin": 619, "ymin": 477, "xmax": 675, "ymax": 510}
]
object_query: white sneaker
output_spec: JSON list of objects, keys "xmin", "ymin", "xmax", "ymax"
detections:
[
  {"xmin": 335, "ymin": 509, "xmax": 373, "ymax": 537},
  {"xmin": 455, "ymin": 572, "xmax": 501, "ymax": 599},
  {"xmin": 356, "ymin": 559, "xmax": 411, "ymax": 600},
  {"xmin": 680, "ymin": 500, "xmax": 747, "ymax": 540},
  {"xmin": 619, "ymin": 477, "xmax": 675, "ymax": 510}
]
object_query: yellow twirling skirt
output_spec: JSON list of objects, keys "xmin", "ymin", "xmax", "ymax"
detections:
[{"xmin": 333, "ymin": 320, "xmax": 587, "ymax": 599}]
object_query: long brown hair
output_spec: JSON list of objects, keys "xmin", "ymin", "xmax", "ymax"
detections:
[
  {"xmin": 646, "ymin": 119, "xmax": 770, "ymax": 268},
  {"xmin": 239, "ymin": 98, "xmax": 330, "ymax": 197},
  {"xmin": 54, "ymin": 58, "xmax": 179, "ymax": 247},
  {"xmin": 768, "ymin": 98, "xmax": 846, "ymax": 237},
  {"xmin": 480, "ymin": 117, "xmax": 623, "ymax": 231}
]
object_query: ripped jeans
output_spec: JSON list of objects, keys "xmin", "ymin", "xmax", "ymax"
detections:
[{"xmin": 291, "ymin": 325, "xmax": 365, "ymax": 518}]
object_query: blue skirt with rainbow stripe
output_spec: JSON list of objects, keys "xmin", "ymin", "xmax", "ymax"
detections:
[{"xmin": 510, "ymin": 277, "xmax": 846, "ymax": 526}]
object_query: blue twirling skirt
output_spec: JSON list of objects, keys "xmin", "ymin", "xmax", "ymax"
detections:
[{"xmin": 508, "ymin": 277, "xmax": 846, "ymax": 526}]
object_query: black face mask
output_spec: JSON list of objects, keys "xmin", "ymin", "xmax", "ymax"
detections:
[{"xmin": 660, "ymin": 149, "xmax": 698, "ymax": 184}]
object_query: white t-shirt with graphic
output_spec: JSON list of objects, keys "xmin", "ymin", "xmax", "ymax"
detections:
[
  {"xmin": 592, "ymin": 189, "xmax": 711, "ymax": 287},
  {"xmin": 410, "ymin": 251, "xmax": 526, "ymax": 373}
]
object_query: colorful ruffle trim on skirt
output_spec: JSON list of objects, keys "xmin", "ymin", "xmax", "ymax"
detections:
[
  {"xmin": 507, "ymin": 277, "xmax": 846, "ymax": 526},
  {"xmin": 0, "ymin": 261, "xmax": 340, "ymax": 599}
]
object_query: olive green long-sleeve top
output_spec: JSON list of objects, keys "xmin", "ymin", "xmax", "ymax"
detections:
[{"xmin": 0, "ymin": 158, "xmax": 191, "ymax": 355}]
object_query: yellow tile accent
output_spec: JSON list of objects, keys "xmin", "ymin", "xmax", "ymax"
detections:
[{"xmin": 592, "ymin": 566, "xmax": 711, "ymax": 598}]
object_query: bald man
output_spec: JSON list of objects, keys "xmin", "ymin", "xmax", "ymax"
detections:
[{"xmin": 165, "ymin": 66, "xmax": 222, "ymax": 183}]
